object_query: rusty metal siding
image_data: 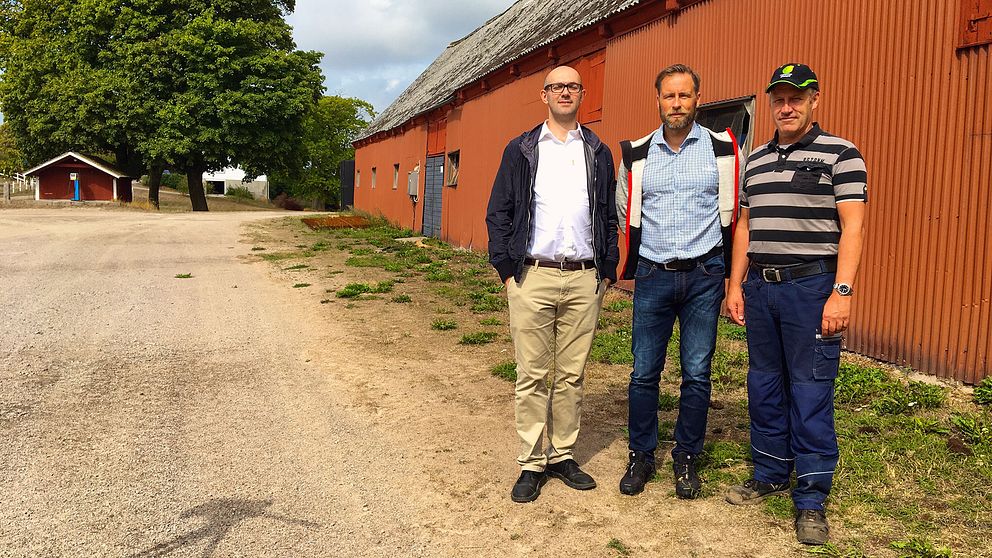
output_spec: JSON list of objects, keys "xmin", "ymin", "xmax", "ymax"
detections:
[
  {"xmin": 597, "ymin": 0, "xmax": 991, "ymax": 383},
  {"xmin": 354, "ymin": 126, "xmax": 428, "ymax": 231}
]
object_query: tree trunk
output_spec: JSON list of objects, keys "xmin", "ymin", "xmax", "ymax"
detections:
[
  {"xmin": 186, "ymin": 164, "xmax": 209, "ymax": 211},
  {"xmin": 147, "ymin": 162, "xmax": 164, "ymax": 209}
]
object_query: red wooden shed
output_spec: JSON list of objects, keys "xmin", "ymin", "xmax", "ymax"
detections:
[{"xmin": 24, "ymin": 152, "xmax": 133, "ymax": 202}]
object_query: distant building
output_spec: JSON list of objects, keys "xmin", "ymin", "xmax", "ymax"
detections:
[
  {"xmin": 203, "ymin": 168, "xmax": 268, "ymax": 200},
  {"xmin": 24, "ymin": 152, "xmax": 133, "ymax": 202}
]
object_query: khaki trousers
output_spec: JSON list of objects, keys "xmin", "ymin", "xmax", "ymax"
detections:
[{"xmin": 507, "ymin": 265, "xmax": 605, "ymax": 471}]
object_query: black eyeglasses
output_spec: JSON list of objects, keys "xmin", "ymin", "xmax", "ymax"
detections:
[{"xmin": 543, "ymin": 82, "xmax": 582, "ymax": 94}]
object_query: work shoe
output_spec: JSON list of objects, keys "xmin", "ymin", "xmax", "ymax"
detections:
[
  {"xmin": 619, "ymin": 451, "xmax": 656, "ymax": 495},
  {"xmin": 547, "ymin": 459, "xmax": 597, "ymax": 490},
  {"xmin": 724, "ymin": 478, "xmax": 790, "ymax": 505},
  {"xmin": 795, "ymin": 509, "xmax": 830, "ymax": 545},
  {"xmin": 672, "ymin": 452, "xmax": 702, "ymax": 499},
  {"xmin": 511, "ymin": 470, "xmax": 547, "ymax": 503}
]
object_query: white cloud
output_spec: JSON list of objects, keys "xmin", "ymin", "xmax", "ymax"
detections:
[{"xmin": 287, "ymin": 0, "xmax": 515, "ymax": 113}]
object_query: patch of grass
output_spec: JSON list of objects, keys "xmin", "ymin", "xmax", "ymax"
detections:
[
  {"xmin": 425, "ymin": 263, "xmax": 455, "ymax": 282},
  {"xmin": 658, "ymin": 392, "xmax": 679, "ymax": 412},
  {"xmin": 711, "ymin": 350, "xmax": 748, "ymax": 389},
  {"xmin": 469, "ymin": 290, "xmax": 505, "ymax": 313},
  {"xmin": 260, "ymin": 252, "xmax": 298, "ymax": 261},
  {"xmin": 606, "ymin": 538, "xmax": 630, "ymax": 557},
  {"xmin": 491, "ymin": 361, "xmax": 517, "ymax": 382},
  {"xmin": 763, "ymin": 495, "xmax": 794, "ymax": 520},
  {"xmin": 973, "ymin": 376, "xmax": 992, "ymax": 406},
  {"xmin": 284, "ymin": 264, "xmax": 309, "ymax": 270},
  {"xmin": 479, "ymin": 317, "xmax": 502, "ymax": 326},
  {"xmin": 950, "ymin": 412, "xmax": 992, "ymax": 446},
  {"xmin": 431, "ymin": 319, "xmax": 457, "ymax": 331},
  {"xmin": 658, "ymin": 419, "xmax": 676, "ymax": 442},
  {"xmin": 590, "ymin": 327, "xmax": 634, "ymax": 365},
  {"xmin": 717, "ymin": 319, "xmax": 748, "ymax": 341},
  {"xmin": 889, "ymin": 538, "xmax": 952, "ymax": 558},
  {"xmin": 391, "ymin": 294, "xmax": 412, "ymax": 303},
  {"xmin": 803, "ymin": 543, "xmax": 870, "ymax": 557},
  {"xmin": 174, "ymin": 273, "xmax": 193, "ymax": 279},
  {"xmin": 292, "ymin": 283, "xmax": 310, "ymax": 288},
  {"xmin": 310, "ymin": 241, "xmax": 330, "ymax": 252},
  {"xmin": 873, "ymin": 382, "xmax": 947, "ymax": 415},
  {"xmin": 604, "ymin": 299, "xmax": 633, "ymax": 313},
  {"xmin": 336, "ymin": 283, "xmax": 371, "ymax": 298},
  {"xmin": 459, "ymin": 331, "xmax": 498, "ymax": 345}
]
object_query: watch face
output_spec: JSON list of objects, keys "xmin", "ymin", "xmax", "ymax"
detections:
[{"xmin": 835, "ymin": 283, "xmax": 852, "ymax": 296}]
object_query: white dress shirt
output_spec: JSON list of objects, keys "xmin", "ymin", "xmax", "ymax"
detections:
[{"xmin": 527, "ymin": 122, "xmax": 594, "ymax": 262}]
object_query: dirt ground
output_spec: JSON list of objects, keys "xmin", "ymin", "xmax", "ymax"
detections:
[{"xmin": 1, "ymin": 208, "xmax": 810, "ymax": 557}]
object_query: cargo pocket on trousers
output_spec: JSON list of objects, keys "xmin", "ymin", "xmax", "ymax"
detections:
[{"xmin": 812, "ymin": 336, "xmax": 842, "ymax": 380}]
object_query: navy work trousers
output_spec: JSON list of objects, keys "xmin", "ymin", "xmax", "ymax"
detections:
[{"xmin": 743, "ymin": 266, "xmax": 841, "ymax": 511}]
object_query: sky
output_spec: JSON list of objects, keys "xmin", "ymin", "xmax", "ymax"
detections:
[{"xmin": 286, "ymin": 0, "xmax": 517, "ymax": 116}]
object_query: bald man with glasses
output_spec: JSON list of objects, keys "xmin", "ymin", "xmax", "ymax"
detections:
[{"xmin": 486, "ymin": 65, "xmax": 619, "ymax": 503}]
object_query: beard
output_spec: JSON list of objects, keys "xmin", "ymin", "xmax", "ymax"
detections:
[{"xmin": 661, "ymin": 106, "xmax": 696, "ymax": 130}]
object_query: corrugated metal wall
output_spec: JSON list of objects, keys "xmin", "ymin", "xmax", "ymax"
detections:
[
  {"xmin": 597, "ymin": 0, "xmax": 991, "ymax": 383},
  {"xmin": 355, "ymin": 0, "xmax": 992, "ymax": 383}
]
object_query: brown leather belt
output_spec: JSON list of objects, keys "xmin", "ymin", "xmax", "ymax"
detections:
[
  {"xmin": 751, "ymin": 259, "xmax": 837, "ymax": 282},
  {"xmin": 524, "ymin": 258, "xmax": 596, "ymax": 271}
]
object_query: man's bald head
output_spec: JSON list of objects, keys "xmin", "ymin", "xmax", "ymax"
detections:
[
  {"xmin": 544, "ymin": 65, "xmax": 581, "ymax": 88},
  {"xmin": 541, "ymin": 65, "xmax": 584, "ymax": 124}
]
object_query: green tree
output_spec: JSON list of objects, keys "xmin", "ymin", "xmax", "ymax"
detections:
[
  {"xmin": 0, "ymin": 0, "xmax": 323, "ymax": 211},
  {"xmin": 270, "ymin": 95, "xmax": 373, "ymax": 208},
  {"xmin": 0, "ymin": 122, "xmax": 25, "ymax": 174}
]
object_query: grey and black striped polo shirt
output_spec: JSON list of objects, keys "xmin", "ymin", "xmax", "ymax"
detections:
[{"xmin": 741, "ymin": 123, "xmax": 867, "ymax": 266}]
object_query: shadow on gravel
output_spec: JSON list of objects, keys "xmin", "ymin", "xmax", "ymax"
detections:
[{"xmin": 129, "ymin": 498, "xmax": 320, "ymax": 557}]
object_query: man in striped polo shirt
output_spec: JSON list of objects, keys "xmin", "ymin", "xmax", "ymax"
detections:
[{"xmin": 724, "ymin": 63, "xmax": 867, "ymax": 546}]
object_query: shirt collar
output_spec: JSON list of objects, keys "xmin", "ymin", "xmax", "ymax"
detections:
[
  {"xmin": 769, "ymin": 122, "xmax": 823, "ymax": 151},
  {"xmin": 652, "ymin": 121, "xmax": 703, "ymax": 150},
  {"xmin": 539, "ymin": 121, "xmax": 584, "ymax": 144}
]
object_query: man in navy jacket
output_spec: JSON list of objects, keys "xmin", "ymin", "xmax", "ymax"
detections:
[{"xmin": 486, "ymin": 65, "xmax": 619, "ymax": 503}]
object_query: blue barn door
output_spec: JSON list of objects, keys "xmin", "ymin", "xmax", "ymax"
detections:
[{"xmin": 422, "ymin": 155, "xmax": 444, "ymax": 239}]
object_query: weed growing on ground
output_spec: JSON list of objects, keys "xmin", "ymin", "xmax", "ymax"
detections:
[
  {"xmin": 717, "ymin": 319, "xmax": 748, "ymax": 341},
  {"xmin": 890, "ymin": 537, "xmax": 952, "ymax": 558},
  {"xmin": 711, "ymin": 350, "xmax": 748, "ymax": 390},
  {"xmin": 479, "ymin": 317, "xmax": 502, "ymax": 326},
  {"xmin": 284, "ymin": 264, "xmax": 309, "ymax": 270},
  {"xmin": 696, "ymin": 440, "xmax": 748, "ymax": 490},
  {"xmin": 803, "ymin": 543, "xmax": 870, "ymax": 558},
  {"xmin": 658, "ymin": 392, "xmax": 679, "ymax": 412},
  {"xmin": 459, "ymin": 331, "xmax": 498, "ymax": 345},
  {"xmin": 431, "ymin": 319, "xmax": 457, "ymax": 331},
  {"xmin": 469, "ymin": 290, "xmax": 505, "ymax": 313},
  {"xmin": 606, "ymin": 538, "xmax": 631, "ymax": 556},
  {"xmin": 251, "ymin": 246, "xmax": 266, "ymax": 251},
  {"xmin": 590, "ymin": 327, "xmax": 634, "ymax": 365},
  {"xmin": 973, "ymin": 377, "xmax": 992, "ymax": 406},
  {"xmin": 292, "ymin": 283, "xmax": 310, "ymax": 288},
  {"xmin": 336, "ymin": 281, "xmax": 393, "ymax": 298},
  {"xmin": 604, "ymin": 299, "xmax": 633, "ymax": 313},
  {"xmin": 260, "ymin": 252, "xmax": 299, "ymax": 261},
  {"xmin": 391, "ymin": 294, "xmax": 412, "ymax": 303},
  {"xmin": 174, "ymin": 273, "xmax": 193, "ymax": 279},
  {"xmin": 491, "ymin": 361, "xmax": 517, "ymax": 382}
]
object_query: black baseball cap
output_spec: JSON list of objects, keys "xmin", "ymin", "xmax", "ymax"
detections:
[{"xmin": 765, "ymin": 63, "xmax": 819, "ymax": 92}]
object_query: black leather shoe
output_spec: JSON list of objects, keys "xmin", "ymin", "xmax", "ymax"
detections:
[
  {"xmin": 619, "ymin": 451, "xmax": 656, "ymax": 495},
  {"xmin": 547, "ymin": 459, "xmax": 597, "ymax": 490},
  {"xmin": 511, "ymin": 470, "xmax": 547, "ymax": 503},
  {"xmin": 672, "ymin": 452, "xmax": 702, "ymax": 499}
]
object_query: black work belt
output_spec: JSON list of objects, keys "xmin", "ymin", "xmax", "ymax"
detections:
[
  {"xmin": 641, "ymin": 245, "xmax": 722, "ymax": 272},
  {"xmin": 751, "ymin": 259, "xmax": 837, "ymax": 283},
  {"xmin": 524, "ymin": 258, "xmax": 596, "ymax": 271}
]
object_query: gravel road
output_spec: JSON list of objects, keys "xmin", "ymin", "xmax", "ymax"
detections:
[{"xmin": 0, "ymin": 209, "xmax": 437, "ymax": 557}]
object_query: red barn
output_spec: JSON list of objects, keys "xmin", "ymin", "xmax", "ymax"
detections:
[{"xmin": 25, "ymin": 152, "xmax": 133, "ymax": 202}]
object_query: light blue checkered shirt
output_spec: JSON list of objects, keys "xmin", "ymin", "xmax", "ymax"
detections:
[{"xmin": 638, "ymin": 122, "xmax": 723, "ymax": 264}]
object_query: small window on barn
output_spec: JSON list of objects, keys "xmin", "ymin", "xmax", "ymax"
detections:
[
  {"xmin": 356, "ymin": 169, "xmax": 360, "ymax": 189},
  {"xmin": 696, "ymin": 97, "xmax": 755, "ymax": 157},
  {"xmin": 393, "ymin": 164, "xmax": 400, "ymax": 190},
  {"xmin": 577, "ymin": 49, "xmax": 605, "ymax": 124},
  {"xmin": 446, "ymin": 151, "xmax": 460, "ymax": 187},
  {"xmin": 959, "ymin": 0, "xmax": 992, "ymax": 48},
  {"xmin": 371, "ymin": 167, "xmax": 377, "ymax": 189}
]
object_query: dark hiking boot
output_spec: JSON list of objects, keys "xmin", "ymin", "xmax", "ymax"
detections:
[
  {"xmin": 546, "ymin": 459, "xmax": 597, "ymax": 490},
  {"xmin": 795, "ymin": 509, "xmax": 830, "ymax": 545},
  {"xmin": 619, "ymin": 451, "xmax": 656, "ymax": 495},
  {"xmin": 511, "ymin": 470, "xmax": 547, "ymax": 503},
  {"xmin": 724, "ymin": 478, "xmax": 791, "ymax": 505},
  {"xmin": 672, "ymin": 452, "xmax": 702, "ymax": 499}
]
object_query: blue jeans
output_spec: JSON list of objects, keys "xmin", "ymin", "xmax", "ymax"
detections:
[
  {"xmin": 628, "ymin": 253, "xmax": 725, "ymax": 460},
  {"xmin": 743, "ymin": 266, "xmax": 840, "ymax": 511}
]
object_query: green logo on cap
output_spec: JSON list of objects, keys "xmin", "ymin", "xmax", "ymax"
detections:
[{"xmin": 783, "ymin": 65, "xmax": 795, "ymax": 74}]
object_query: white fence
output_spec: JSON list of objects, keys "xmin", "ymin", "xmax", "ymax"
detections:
[{"xmin": 0, "ymin": 173, "xmax": 38, "ymax": 200}]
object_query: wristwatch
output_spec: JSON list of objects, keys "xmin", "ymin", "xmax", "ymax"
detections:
[{"xmin": 833, "ymin": 283, "xmax": 853, "ymax": 296}]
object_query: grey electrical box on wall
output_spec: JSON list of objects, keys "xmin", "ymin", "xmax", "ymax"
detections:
[{"xmin": 407, "ymin": 171, "xmax": 419, "ymax": 200}]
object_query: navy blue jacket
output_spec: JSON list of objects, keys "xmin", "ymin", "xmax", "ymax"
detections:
[{"xmin": 485, "ymin": 122, "xmax": 619, "ymax": 284}]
